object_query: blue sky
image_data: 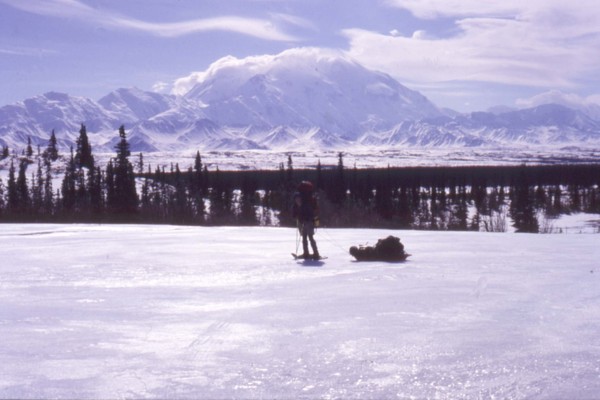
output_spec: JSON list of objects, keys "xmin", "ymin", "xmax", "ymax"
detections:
[{"xmin": 1, "ymin": 0, "xmax": 600, "ymax": 112}]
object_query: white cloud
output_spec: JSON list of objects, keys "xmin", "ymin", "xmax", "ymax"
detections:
[
  {"xmin": 270, "ymin": 12, "xmax": 317, "ymax": 32},
  {"xmin": 383, "ymin": 0, "xmax": 523, "ymax": 19},
  {"xmin": 514, "ymin": 90, "xmax": 600, "ymax": 119},
  {"xmin": 0, "ymin": 46, "xmax": 58, "ymax": 56},
  {"xmin": 151, "ymin": 81, "xmax": 171, "ymax": 94},
  {"xmin": 1, "ymin": 0, "xmax": 300, "ymax": 41},
  {"xmin": 411, "ymin": 30, "xmax": 428, "ymax": 39},
  {"xmin": 172, "ymin": 71, "xmax": 207, "ymax": 96},
  {"xmin": 171, "ymin": 47, "xmax": 347, "ymax": 96},
  {"xmin": 343, "ymin": 0, "xmax": 600, "ymax": 93},
  {"xmin": 113, "ymin": 15, "xmax": 298, "ymax": 41},
  {"xmin": 516, "ymin": 90, "xmax": 600, "ymax": 109}
]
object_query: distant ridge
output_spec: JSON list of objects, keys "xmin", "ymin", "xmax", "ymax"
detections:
[{"xmin": 1, "ymin": 48, "xmax": 600, "ymax": 152}]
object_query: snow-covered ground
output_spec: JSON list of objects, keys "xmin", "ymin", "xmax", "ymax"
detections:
[
  {"xmin": 1, "ymin": 224, "xmax": 599, "ymax": 399},
  {"xmin": 111, "ymin": 147, "xmax": 600, "ymax": 171}
]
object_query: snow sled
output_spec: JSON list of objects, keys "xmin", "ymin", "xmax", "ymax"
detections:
[{"xmin": 349, "ymin": 235, "xmax": 410, "ymax": 262}]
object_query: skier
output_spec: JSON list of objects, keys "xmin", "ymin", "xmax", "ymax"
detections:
[{"xmin": 292, "ymin": 181, "xmax": 320, "ymax": 260}]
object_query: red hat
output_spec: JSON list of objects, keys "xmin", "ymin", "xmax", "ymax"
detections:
[{"xmin": 297, "ymin": 180, "xmax": 314, "ymax": 193}]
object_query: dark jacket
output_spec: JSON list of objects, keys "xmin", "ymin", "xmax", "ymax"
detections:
[{"xmin": 293, "ymin": 192, "xmax": 318, "ymax": 222}]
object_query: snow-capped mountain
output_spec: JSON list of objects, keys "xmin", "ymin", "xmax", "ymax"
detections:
[
  {"xmin": 98, "ymin": 87, "xmax": 179, "ymax": 124},
  {"xmin": 1, "ymin": 48, "xmax": 600, "ymax": 153},
  {"xmin": 363, "ymin": 104, "xmax": 600, "ymax": 147},
  {"xmin": 184, "ymin": 48, "xmax": 441, "ymax": 137},
  {"xmin": 0, "ymin": 91, "xmax": 120, "ymax": 151}
]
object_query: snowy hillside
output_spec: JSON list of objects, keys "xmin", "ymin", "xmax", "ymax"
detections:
[
  {"xmin": 1, "ymin": 224, "xmax": 599, "ymax": 398},
  {"xmin": 1, "ymin": 48, "xmax": 600, "ymax": 153},
  {"xmin": 98, "ymin": 87, "xmax": 180, "ymax": 124},
  {"xmin": 0, "ymin": 92, "xmax": 120, "ymax": 151}
]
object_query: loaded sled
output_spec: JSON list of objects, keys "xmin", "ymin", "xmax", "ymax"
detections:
[{"xmin": 349, "ymin": 235, "xmax": 410, "ymax": 262}]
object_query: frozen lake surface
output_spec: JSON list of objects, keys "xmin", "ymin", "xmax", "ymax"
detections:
[{"xmin": 1, "ymin": 224, "xmax": 599, "ymax": 398}]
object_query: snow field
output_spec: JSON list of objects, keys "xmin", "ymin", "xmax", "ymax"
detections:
[{"xmin": 0, "ymin": 224, "xmax": 599, "ymax": 398}]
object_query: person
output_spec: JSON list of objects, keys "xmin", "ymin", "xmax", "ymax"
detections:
[{"xmin": 292, "ymin": 181, "xmax": 320, "ymax": 260}]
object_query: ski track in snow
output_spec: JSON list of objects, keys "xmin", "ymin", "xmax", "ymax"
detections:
[{"xmin": 0, "ymin": 224, "xmax": 599, "ymax": 398}]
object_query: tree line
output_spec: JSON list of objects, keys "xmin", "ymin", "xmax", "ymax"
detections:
[{"xmin": 1, "ymin": 126, "xmax": 599, "ymax": 233}]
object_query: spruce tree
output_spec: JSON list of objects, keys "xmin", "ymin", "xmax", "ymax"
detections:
[
  {"xmin": 105, "ymin": 160, "xmax": 115, "ymax": 210},
  {"xmin": 137, "ymin": 152, "xmax": 144, "ymax": 175},
  {"xmin": 7, "ymin": 161, "xmax": 18, "ymax": 214},
  {"xmin": 88, "ymin": 166, "xmax": 104, "ymax": 217},
  {"xmin": 16, "ymin": 160, "xmax": 30, "ymax": 214},
  {"xmin": 26, "ymin": 137, "xmax": 33, "ymax": 158},
  {"xmin": 46, "ymin": 130, "xmax": 59, "ymax": 161},
  {"xmin": 31, "ymin": 159, "xmax": 44, "ymax": 217},
  {"xmin": 61, "ymin": 148, "xmax": 77, "ymax": 214},
  {"xmin": 171, "ymin": 163, "xmax": 189, "ymax": 223},
  {"xmin": 75, "ymin": 124, "xmax": 94, "ymax": 169},
  {"xmin": 43, "ymin": 157, "xmax": 54, "ymax": 216},
  {"xmin": 510, "ymin": 171, "xmax": 539, "ymax": 233},
  {"xmin": 328, "ymin": 152, "xmax": 346, "ymax": 206},
  {"xmin": 193, "ymin": 151, "xmax": 204, "ymax": 194},
  {"xmin": 108, "ymin": 125, "xmax": 138, "ymax": 216},
  {"xmin": 190, "ymin": 151, "xmax": 206, "ymax": 222},
  {"xmin": 238, "ymin": 178, "xmax": 258, "ymax": 225},
  {"xmin": 0, "ymin": 178, "xmax": 5, "ymax": 217}
]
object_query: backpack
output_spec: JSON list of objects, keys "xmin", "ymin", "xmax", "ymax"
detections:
[{"xmin": 294, "ymin": 181, "xmax": 319, "ymax": 222}]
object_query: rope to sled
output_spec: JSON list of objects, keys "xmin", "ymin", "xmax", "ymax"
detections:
[{"xmin": 318, "ymin": 226, "xmax": 349, "ymax": 254}]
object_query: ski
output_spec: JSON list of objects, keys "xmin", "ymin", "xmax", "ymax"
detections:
[{"xmin": 292, "ymin": 253, "xmax": 327, "ymax": 260}]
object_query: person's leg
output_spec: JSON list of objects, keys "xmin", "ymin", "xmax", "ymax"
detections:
[
  {"xmin": 301, "ymin": 225, "xmax": 310, "ymax": 258},
  {"xmin": 309, "ymin": 234, "xmax": 319, "ymax": 259}
]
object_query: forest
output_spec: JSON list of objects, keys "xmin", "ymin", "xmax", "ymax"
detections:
[{"xmin": 1, "ymin": 125, "xmax": 599, "ymax": 233}]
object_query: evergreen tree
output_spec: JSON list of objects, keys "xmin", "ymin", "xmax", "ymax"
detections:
[
  {"xmin": 192, "ymin": 151, "xmax": 204, "ymax": 193},
  {"xmin": 7, "ymin": 161, "xmax": 18, "ymax": 213},
  {"xmin": 105, "ymin": 160, "xmax": 115, "ymax": 210},
  {"xmin": 0, "ymin": 178, "xmax": 5, "ymax": 217},
  {"xmin": 171, "ymin": 163, "xmax": 189, "ymax": 223},
  {"xmin": 194, "ymin": 151, "xmax": 203, "ymax": 173},
  {"xmin": 397, "ymin": 186, "xmax": 413, "ymax": 228},
  {"xmin": 510, "ymin": 171, "xmax": 539, "ymax": 233},
  {"xmin": 328, "ymin": 152, "xmax": 346, "ymax": 206},
  {"xmin": 45, "ymin": 130, "xmax": 59, "ymax": 161},
  {"xmin": 315, "ymin": 159, "xmax": 323, "ymax": 191},
  {"xmin": 238, "ymin": 178, "xmax": 258, "ymax": 225},
  {"xmin": 26, "ymin": 137, "xmax": 33, "ymax": 158},
  {"xmin": 189, "ymin": 151, "xmax": 206, "ymax": 222},
  {"xmin": 61, "ymin": 148, "xmax": 77, "ymax": 214},
  {"xmin": 1, "ymin": 145, "xmax": 9, "ymax": 160},
  {"xmin": 108, "ymin": 125, "xmax": 138, "ymax": 216},
  {"xmin": 286, "ymin": 155, "xmax": 294, "ymax": 186},
  {"xmin": 43, "ymin": 157, "xmax": 54, "ymax": 216},
  {"xmin": 89, "ymin": 166, "xmax": 104, "ymax": 217},
  {"xmin": 140, "ymin": 175, "xmax": 151, "ymax": 217},
  {"xmin": 75, "ymin": 124, "xmax": 94, "ymax": 169},
  {"xmin": 137, "ymin": 152, "xmax": 144, "ymax": 175},
  {"xmin": 374, "ymin": 182, "xmax": 393, "ymax": 221},
  {"xmin": 31, "ymin": 159, "xmax": 44, "ymax": 217},
  {"xmin": 16, "ymin": 160, "xmax": 30, "ymax": 214}
]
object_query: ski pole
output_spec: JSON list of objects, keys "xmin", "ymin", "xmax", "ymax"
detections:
[{"xmin": 295, "ymin": 220, "xmax": 300, "ymax": 255}]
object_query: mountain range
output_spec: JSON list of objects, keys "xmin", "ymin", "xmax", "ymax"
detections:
[{"xmin": 1, "ymin": 47, "xmax": 600, "ymax": 153}]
